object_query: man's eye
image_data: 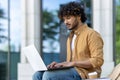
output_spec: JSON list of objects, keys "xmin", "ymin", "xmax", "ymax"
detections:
[{"xmin": 66, "ymin": 17, "xmax": 70, "ymax": 19}]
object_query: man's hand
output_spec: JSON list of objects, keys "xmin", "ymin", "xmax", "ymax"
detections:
[
  {"xmin": 54, "ymin": 62, "xmax": 74, "ymax": 68},
  {"xmin": 47, "ymin": 62, "xmax": 58, "ymax": 69},
  {"xmin": 47, "ymin": 61, "xmax": 74, "ymax": 69}
]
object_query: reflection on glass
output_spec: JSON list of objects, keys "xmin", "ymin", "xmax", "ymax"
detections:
[
  {"xmin": 0, "ymin": 0, "xmax": 20, "ymax": 80},
  {"xmin": 42, "ymin": 0, "xmax": 92, "ymax": 65},
  {"xmin": 42, "ymin": 0, "xmax": 77, "ymax": 65},
  {"xmin": 0, "ymin": 0, "xmax": 8, "ymax": 79}
]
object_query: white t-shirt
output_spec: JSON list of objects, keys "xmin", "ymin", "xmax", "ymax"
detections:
[{"xmin": 71, "ymin": 34, "xmax": 77, "ymax": 50}]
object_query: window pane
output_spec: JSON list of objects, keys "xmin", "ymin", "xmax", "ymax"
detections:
[
  {"xmin": 42, "ymin": 0, "xmax": 92, "ymax": 65},
  {"xmin": 42, "ymin": 0, "xmax": 78, "ymax": 65},
  {"xmin": 0, "ymin": 0, "xmax": 8, "ymax": 79},
  {"xmin": 0, "ymin": 0, "xmax": 20, "ymax": 79}
]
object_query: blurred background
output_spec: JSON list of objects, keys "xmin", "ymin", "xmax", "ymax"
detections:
[{"xmin": 0, "ymin": 0, "xmax": 120, "ymax": 80}]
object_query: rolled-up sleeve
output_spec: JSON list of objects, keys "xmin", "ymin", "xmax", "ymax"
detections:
[{"xmin": 88, "ymin": 31, "xmax": 104, "ymax": 68}]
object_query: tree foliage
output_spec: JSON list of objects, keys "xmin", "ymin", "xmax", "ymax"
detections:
[
  {"xmin": 42, "ymin": 9, "xmax": 59, "ymax": 41},
  {"xmin": 42, "ymin": 9, "xmax": 60, "ymax": 52},
  {"xmin": 0, "ymin": 8, "xmax": 7, "ymax": 43},
  {"xmin": 116, "ymin": 5, "xmax": 120, "ymax": 64}
]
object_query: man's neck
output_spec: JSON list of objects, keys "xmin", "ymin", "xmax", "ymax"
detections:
[{"xmin": 72, "ymin": 22, "xmax": 84, "ymax": 31}]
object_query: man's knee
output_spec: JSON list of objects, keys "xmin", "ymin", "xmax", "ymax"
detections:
[
  {"xmin": 32, "ymin": 71, "xmax": 43, "ymax": 80},
  {"xmin": 42, "ymin": 71, "xmax": 58, "ymax": 80}
]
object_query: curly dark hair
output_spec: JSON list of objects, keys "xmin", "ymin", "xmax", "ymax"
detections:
[{"xmin": 58, "ymin": 1, "xmax": 87, "ymax": 23}]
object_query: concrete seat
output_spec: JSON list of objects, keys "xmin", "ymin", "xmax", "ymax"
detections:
[{"xmin": 85, "ymin": 63, "xmax": 120, "ymax": 80}]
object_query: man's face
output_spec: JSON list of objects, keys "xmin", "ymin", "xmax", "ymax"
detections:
[{"xmin": 63, "ymin": 15, "xmax": 79, "ymax": 30}]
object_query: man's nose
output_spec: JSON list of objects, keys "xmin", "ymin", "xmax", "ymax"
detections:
[{"xmin": 64, "ymin": 20, "xmax": 68, "ymax": 25}]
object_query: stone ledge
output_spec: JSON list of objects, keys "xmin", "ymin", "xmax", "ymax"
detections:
[
  {"xmin": 101, "ymin": 62, "xmax": 114, "ymax": 78},
  {"xmin": 18, "ymin": 63, "xmax": 35, "ymax": 80}
]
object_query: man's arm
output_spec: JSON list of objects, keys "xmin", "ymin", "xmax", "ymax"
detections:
[
  {"xmin": 52, "ymin": 60, "xmax": 93, "ymax": 69},
  {"xmin": 73, "ymin": 60, "xmax": 93, "ymax": 68}
]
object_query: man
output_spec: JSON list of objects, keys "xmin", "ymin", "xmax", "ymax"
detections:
[{"xmin": 33, "ymin": 1, "xmax": 104, "ymax": 80}]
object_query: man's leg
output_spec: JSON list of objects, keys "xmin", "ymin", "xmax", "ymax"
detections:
[
  {"xmin": 32, "ymin": 71, "xmax": 44, "ymax": 80},
  {"xmin": 42, "ymin": 68, "xmax": 81, "ymax": 80}
]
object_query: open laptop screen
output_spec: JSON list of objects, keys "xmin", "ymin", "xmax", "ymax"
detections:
[
  {"xmin": 23, "ymin": 44, "xmax": 47, "ymax": 71},
  {"xmin": 23, "ymin": 44, "xmax": 73, "ymax": 72}
]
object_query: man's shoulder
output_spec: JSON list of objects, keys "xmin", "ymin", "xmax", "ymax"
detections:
[
  {"xmin": 85, "ymin": 27, "xmax": 102, "ymax": 39},
  {"xmin": 85, "ymin": 27, "xmax": 99, "ymax": 35}
]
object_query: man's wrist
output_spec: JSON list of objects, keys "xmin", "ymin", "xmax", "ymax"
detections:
[{"xmin": 72, "ymin": 61, "xmax": 76, "ymax": 67}]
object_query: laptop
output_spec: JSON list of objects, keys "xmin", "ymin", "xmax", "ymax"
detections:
[{"xmin": 23, "ymin": 44, "xmax": 73, "ymax": 72}]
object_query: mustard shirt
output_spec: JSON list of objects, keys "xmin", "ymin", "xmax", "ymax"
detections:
[{"xmin": 66, "ymin": 24, "xmax": 104, "ymax": 79}]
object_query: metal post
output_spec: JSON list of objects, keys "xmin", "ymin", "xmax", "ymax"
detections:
[{"xmin": 7, "ymin": 0, "xmax": 11, "ymax": 79}]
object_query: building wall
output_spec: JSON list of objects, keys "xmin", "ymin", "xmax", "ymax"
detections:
[{"xmin": 18, "ymin": 0, "xmax": 115, "ymax": 80}]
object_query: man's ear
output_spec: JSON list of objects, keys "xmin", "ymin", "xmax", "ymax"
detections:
[
  {"xmin": 77, "ymin": 16, "xmax": 81, "ymax": 20},
  {"xmin": 79, "ymin": 17, "xmax": 81, "ymax": 20}
]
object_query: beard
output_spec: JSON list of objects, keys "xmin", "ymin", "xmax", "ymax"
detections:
[{"xmin": 68, "ymin": 18, "xmax": 79, "ymax": 30}]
